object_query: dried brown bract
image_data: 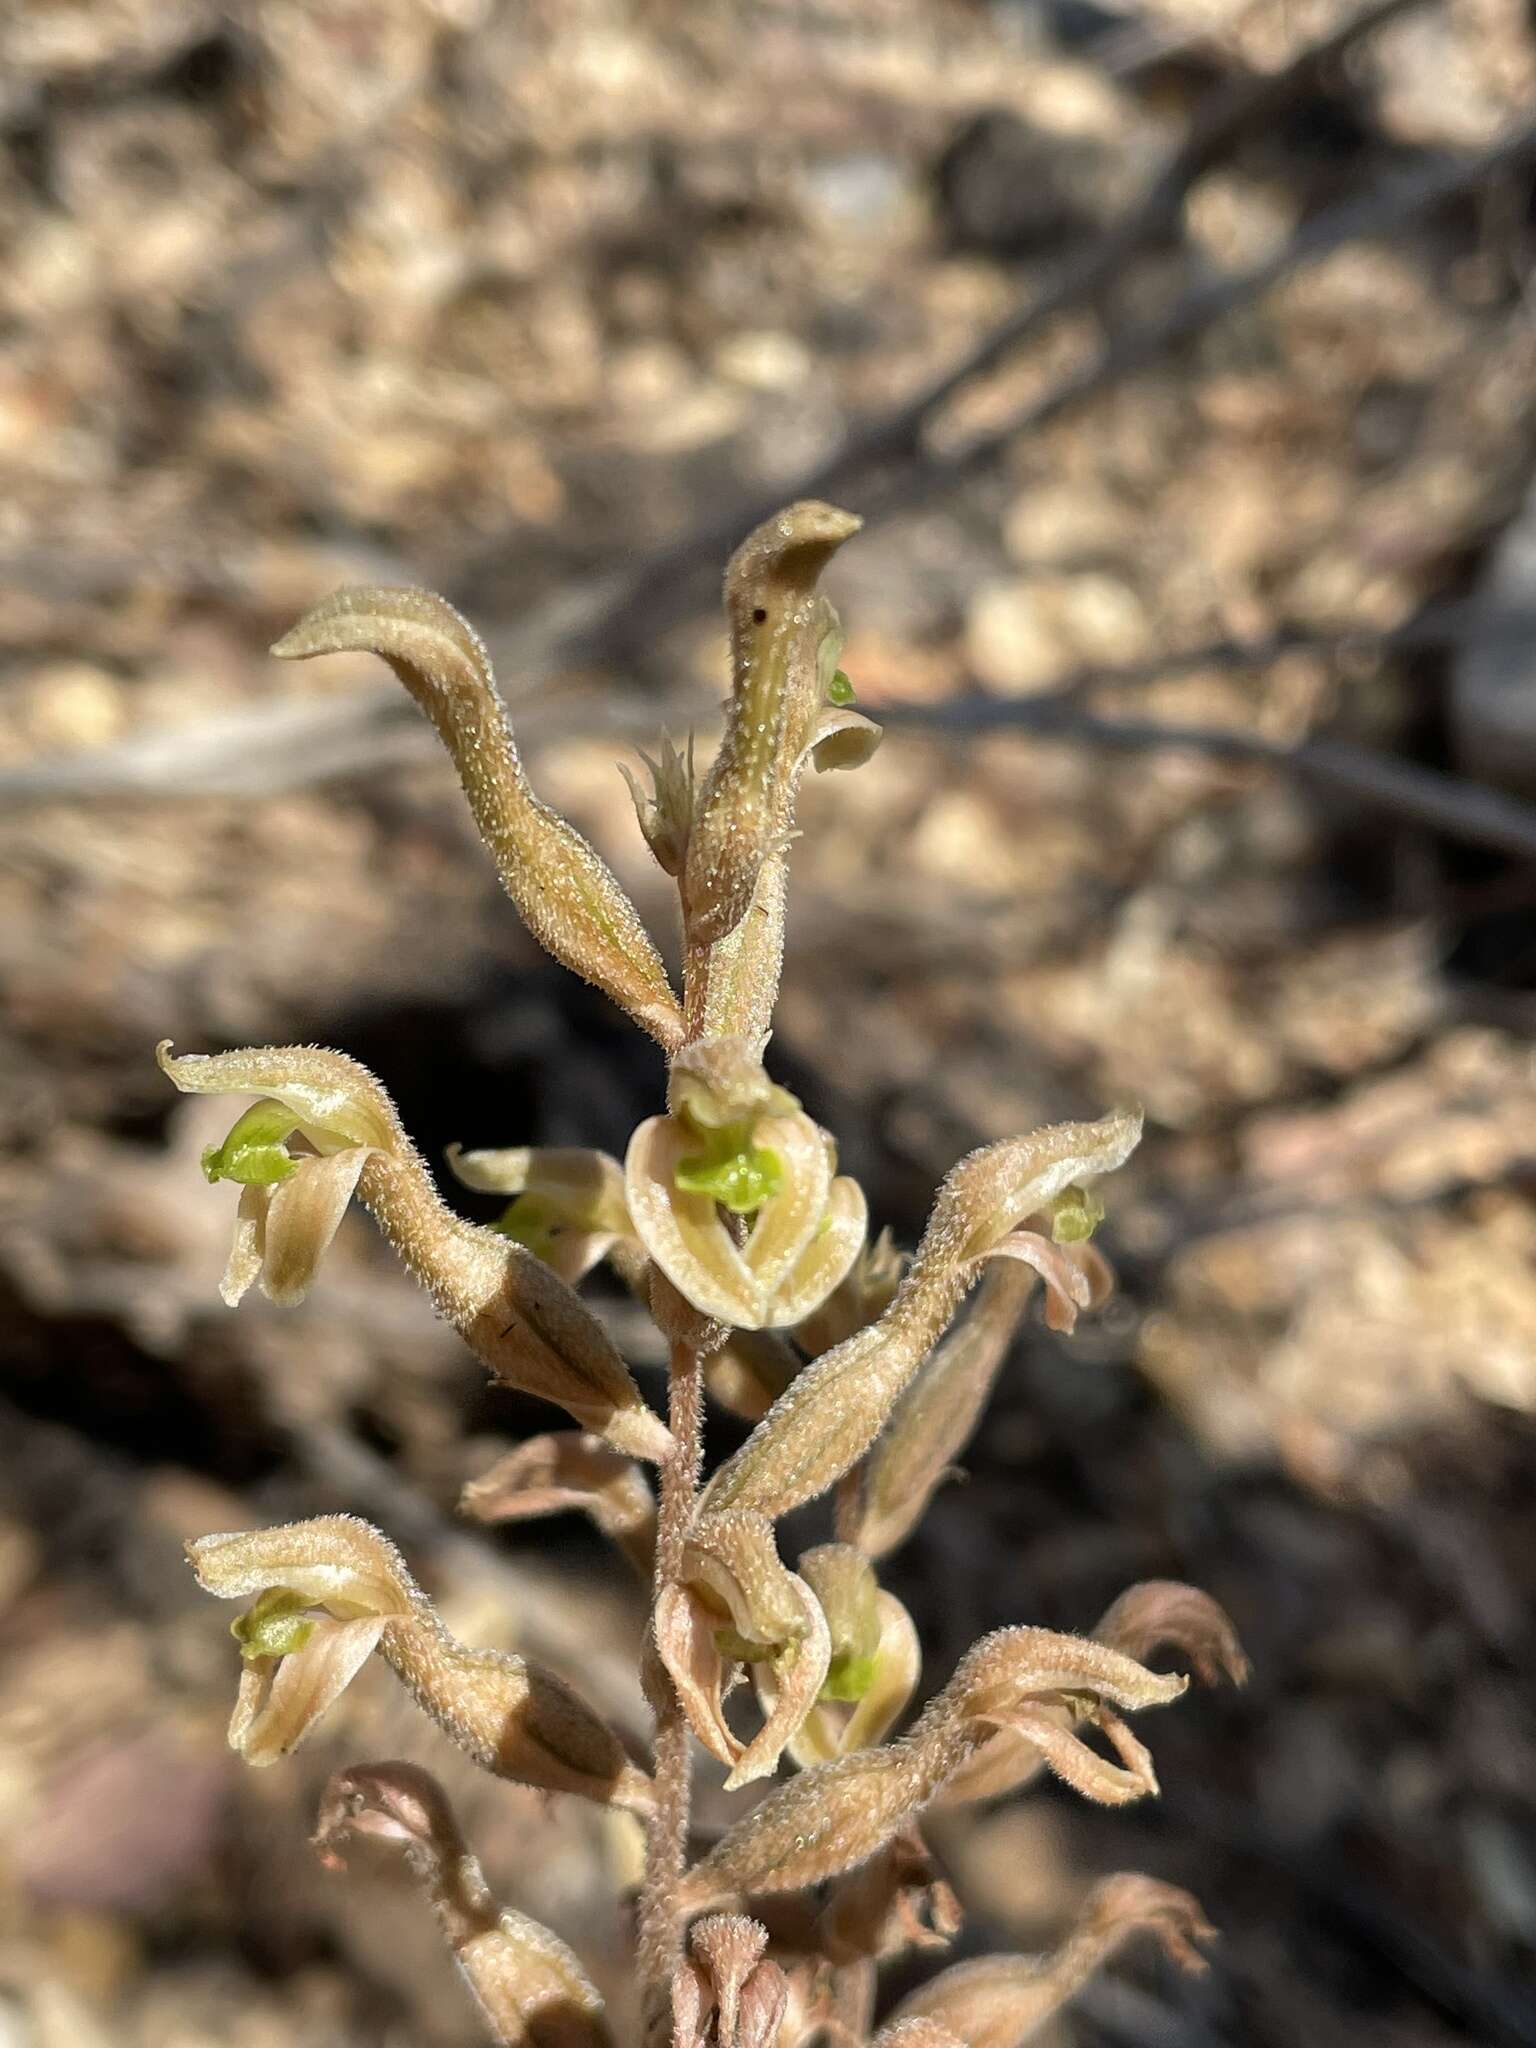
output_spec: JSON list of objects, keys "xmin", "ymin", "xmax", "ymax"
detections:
[
  {"xmin": 165, "ymin": 505, "xmax": 1237, "ymax": 2047},
  {"xmin": 314, "ymin": 1762, "xmax": 612, "ymax": 2048}
]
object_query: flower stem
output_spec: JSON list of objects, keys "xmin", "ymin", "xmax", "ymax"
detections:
[{"xmin": 637, "ymin": 1333, "xmax": 706, "ymax": 2038}]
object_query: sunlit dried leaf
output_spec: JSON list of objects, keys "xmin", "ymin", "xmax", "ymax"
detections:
[
  {"xmin": 273, "ymin": 587, "xmax": 682, "ymax": 1049},
  {"xmin": 314, "ymin": 1762, "xmax": 611, "ymax": 2048},
  {"xmin": 460, "ymin": 1433, "xmax": 656, "ymax": 1578}
]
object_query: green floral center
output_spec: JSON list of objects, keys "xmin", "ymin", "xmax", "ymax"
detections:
[
  {"xmin": 491, "ymin": 1191, "xmax": 563, "ymax": 1261},
  {"xmin": 826, "ymin": 669, "xmax": 856, "ymax": 706},
  {"xmin": 820, "ymin": 1648, "xmax": 878, "ymax": 1703},
  {"xmin": 231, "ymin": 1586, "xmax": 317, "ymax": 1662},
  {"xmin": 675, "ymin": 1119, "xmax": 783, "ymax": 1215},
  {"xmin": 1047, "ymin": 1184, "xmax": 1105, "ymax": 1245},
  {"xmin": 202, "ymin": 1100, "xmax": 299, "ymax": 1187}
]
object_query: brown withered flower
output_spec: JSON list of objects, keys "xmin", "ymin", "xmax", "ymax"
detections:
[{"xmin": 163, "ymin": 503, "xmax": 1242, "ymax": 2048}]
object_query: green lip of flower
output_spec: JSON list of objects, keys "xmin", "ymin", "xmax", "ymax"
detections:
[
  {"xmin": 201, "ymin": 1100, "xmax": 300, "ymax": 1187},
  {"xmin": 819, "ymin": 1649, "xmax": 879, "ymax": 1703},
  {"xmin": 826, "ymin": 669, "xmax": 857, "ymax": 706},
  {"xmin": 674, "ymin": 1120, "xmax": 784, "ymax": 1216},
  {"xmin": 1048, "ymin": 1184, "xmax": 1106, "ymax": 1245},
  {"xmin": 231, "ymin": 1586, "xmax": 318, "ymax": 1662}
]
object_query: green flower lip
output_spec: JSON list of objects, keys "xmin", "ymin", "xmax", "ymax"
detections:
[
  {"xmin": 202, "ymin": 1099, "xmax": 299, "ymax": 1186},
  {"xmin": 673, "ymin": 1119, "xmax": 784, "ymax": 1216},
  {"xmin": 820, "ymin": 1649, "xmax": 878, "ymax": 1703},
  {"xmin": 827, "ymin": 669, "xmax": 856, "ymax": 706},
  {"xmin": 1048, "ymin": 1184, "xmax": 1105, "ymax": 1245},
  {"xmin": 231, "ymin": 1587, "xmax": 317, "ymax": 1662}
]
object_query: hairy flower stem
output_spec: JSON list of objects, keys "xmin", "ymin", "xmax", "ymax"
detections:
[{"xmin": 638, "ymin": 1335, "xmax": 707, "ymax": 2039}]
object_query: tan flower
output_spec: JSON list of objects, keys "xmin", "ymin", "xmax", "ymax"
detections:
[
  {"xmin": 625, "ymin": 1037, "xmax": 866, "ymax": 1329},
  {"xmin": 189, "ymin": 1516, "xmax": 654, "ymax": 1811}
]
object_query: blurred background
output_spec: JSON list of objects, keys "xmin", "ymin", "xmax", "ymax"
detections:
[{"xmin": 2, "ymin": 0, "xmax": 1536, "ymax": 2042}]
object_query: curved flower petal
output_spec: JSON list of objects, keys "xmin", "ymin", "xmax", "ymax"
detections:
[
  {"xmin": 221, "ymin": 1183, "xmax": 269, "ymax": 1306},
  {"xmin": 740, "ymin": 1115, "xmax": 832, "ymax": 1301},
  {"xmin": 656, "ymin": 1582, "xmax": 743, "ymax": 1771},
  {"xmin": 770, "ymin": 1176, "xmax": 868, "ymax": 1327},
  {"xmin": 188, "ymin": 1516, "xmax": 417, "ymax": 1618},
  {"xmin": 231, "ymin": 1614, "xmax": 385, "ymax": 1765},
  {"xmin": 259, "ymin": 1145, "xmax": 371, "ymax": 1305},
  {"xmin": 625, "ymin": 1116, "xmax": 760, "ymax": 1325},
  {"xmin": 983, "ymin": 1230, "xmax": 1091, "ymax": 1334},
  {"xmin": 158, "ymin": 1040, "xmax": 398, "ymax": 1152},
  {"xmin": 725, "ymin": 1573, "xmax": 830, "ymax": 1789}
]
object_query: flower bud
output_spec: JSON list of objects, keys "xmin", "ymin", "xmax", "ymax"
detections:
[
  {"xmin": 683, "ymin": 502, "xmax": 862, "ymax": 950},
  {"xmin": 273, "ymin": 586, "xmax": 682, "ymax": 1050},
  {"xmin": 314, "ymin": 1761, "xmax": 612, "ymax": 2048},
  {"xmin": 678, "ymin": 1723, "xmax": 973, "ymax": 1909},
  {"xmin": 621, "ymin": 730, "xmax": 695, "ymax": 879},
  {"xmin": 672, "ymin": 1915, "xmax": 788, "ymax": 2048}
]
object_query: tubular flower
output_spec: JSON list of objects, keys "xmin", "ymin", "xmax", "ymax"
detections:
[
  {"xmin": 188, "ymin": 1515, "xmax": 654, "ymax": 1812},
  {"xmin": 756, "ymin": 1547, "xmax": 922, "ymax": 1769},
  {"xmin": 702, "ymin": 1110, "xmax": 1142, "ymax": 1522},
  {"xmin": 625, "ymin": 1038, "xmax": 866, "ymax": 1330},
  {"xmin": 158, "ymin": 1042, "xmax": 670, "ymax": 1461},
  {"xmin": 656, "ymin": 1508, "xmax": 832, "ymax": 1788},
  {"xmin": 448, "ymin": 1143, "xmax": 638, "ymax": 1287}
]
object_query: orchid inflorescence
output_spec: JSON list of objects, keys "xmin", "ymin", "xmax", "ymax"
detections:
[{"xmin": 165, "ymin": 503, "xmax": 1246, "ymax": 2048}]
